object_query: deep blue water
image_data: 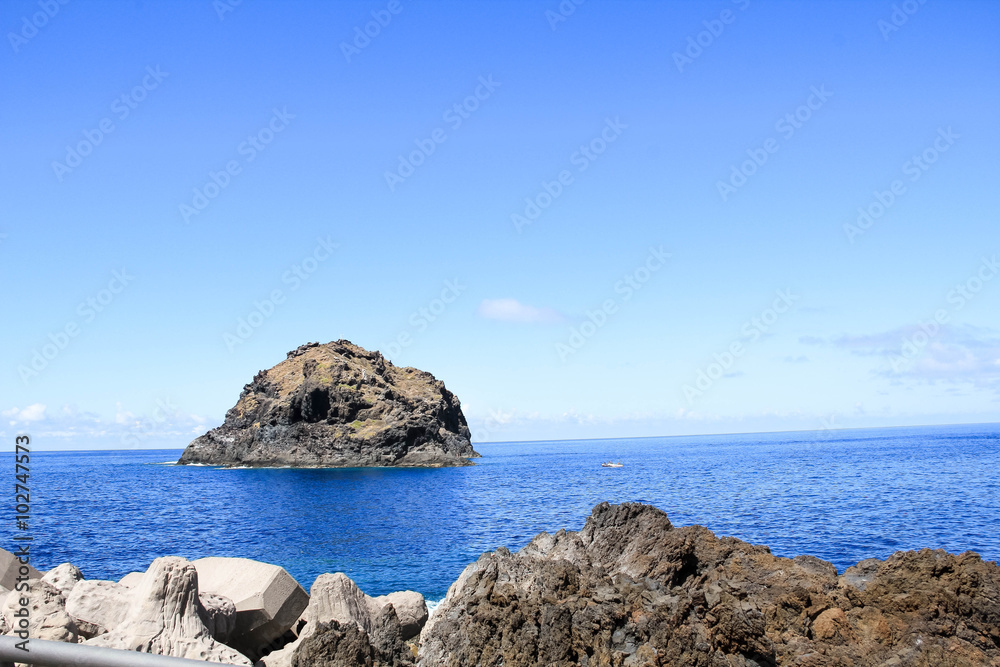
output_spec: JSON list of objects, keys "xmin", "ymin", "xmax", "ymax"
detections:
[{"xmin": 7, "ymin": 423, "xmax": 999, "ymax": 601}]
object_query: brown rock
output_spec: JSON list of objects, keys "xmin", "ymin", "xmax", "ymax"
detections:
[
  {"xmin": 290, "ymin": 614, "xmax": 414, "ymax": 667},
  {"xmin": 417, "ymin": 501, "xmax": 1000, "ymax": 667},
  {"xmin": 261, "ymin": 572, "xmax": 427, "ymax": 667},
  {"xmin": 178, "ymin": 340, "xmax": 478, "ymax": 468},
  {"xmin": 812, "ymin": 607, "xmax": 853, "ymax": 644}
]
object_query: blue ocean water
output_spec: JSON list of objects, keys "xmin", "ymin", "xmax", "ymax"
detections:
[{"xmin": 7, "ymin": 423, "xmax": 999, "ymax": 601}]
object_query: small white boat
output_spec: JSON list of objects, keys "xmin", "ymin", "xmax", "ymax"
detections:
[{"xmin": 601, "ymin": 462, "xmax": 623, "ymax": 468}]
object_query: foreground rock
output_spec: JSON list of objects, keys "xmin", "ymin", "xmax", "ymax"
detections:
[
  {"xmin": 199, "ymin": 592, "xmax": 238, "ymax": 645},
  {"xmin": 65, "ymin": 579, "xmax": 130, "ymax": 638},
  {"xmin": 86, "ymin": 556, "xmax": 252, "ymax": 665},
  {"xmin": 41, "ymin": 562, "xmax": 83, "ymax": 596},
  {"xmin": 178, "ymin": 340, "xmax": 479, "ymax": 468},
  {"xmin": 261, "ymin": 572, "xmax": 427, "ymax": 666},
  {"xmin": 191, "ymin": 557, "xmax": 309, "ymax": 660},
  {"xmin": 375, "ymin": 590, "xmax": 428, "ymax": 640},
  {"xmin": 419, "ymin": 502, "xmax": 1000, "ymax": 667},
  {"xmin": 8, "ymin": 505, "xmax": 999, "ymax": 666},
  {"xmin": 118, "ymin": 571, "xmax": 144, "ymax": 588},
  {"xmin": 2, "ymin": 555, "xmax": 306, "ymax": 664},
  {"xmin": 291, "ymin": 612, "xmax": 414, "ymax": 667},
  {"xmin": 1, "ymin": 579, "xmax": 78, "ymax": 643},
  {"xmin": 0, "ymin": 548, "xmax": 42, "ymax": 591}
]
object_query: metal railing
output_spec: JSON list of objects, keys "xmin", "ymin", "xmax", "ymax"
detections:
[{"xmin": 0, "ymin": 637, "xmax": 225, "ymax": 666}]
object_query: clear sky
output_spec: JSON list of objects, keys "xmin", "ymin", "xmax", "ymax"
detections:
[{"xmin": 2, "ymin": 0, "xmax": 998, "ymax": 449}]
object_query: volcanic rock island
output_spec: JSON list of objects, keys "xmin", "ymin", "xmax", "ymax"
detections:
[{"xmin": 177, "ymin": 340, "xmax": 479, "ymax": 468}]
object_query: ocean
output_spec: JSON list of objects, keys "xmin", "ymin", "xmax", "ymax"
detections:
[{"xmin": 9, "ymin": 423, "xmax": 999, "ymax": 602}]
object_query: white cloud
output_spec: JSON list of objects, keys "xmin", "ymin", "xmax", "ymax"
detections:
[
  {"xmin": 2, "ymin": 404, "xmax": 47, "ymax": 423},
  {"xmin": 814, "ymin": 324, "xmax": 1000, "ymax": 389},
  {"xmin": 115, "ymin": 402, "xmax": 135, "ymax": 424},
  {"xmin": 0, "ymin": 402, "xmax": 221, "ymax": 448},
  {"xmin": 477, "ymin": 298, "xmax": 565, "ymax": 324}
]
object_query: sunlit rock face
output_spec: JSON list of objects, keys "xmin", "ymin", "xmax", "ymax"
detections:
[{"xmin": 178, "ymin": 340, "xmax": 478, "ymax": 468}]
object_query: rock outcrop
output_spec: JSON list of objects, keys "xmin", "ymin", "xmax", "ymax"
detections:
[
  {"xmin": 3, "ymin": 556, "xmax": 300, "ymax": 664},
  {"xmin": 375, "ymin": 590, "xmax": 429, "ymax": 640},
  {"xmin": 178, "ymin": 340, "xmax": 479, "ymax": 468},
  {"xmin": 290, "ymin": 614, "xmax": 415, "ymax": 667},
  {"xmin": 418, "ymin": 501, "xmax": 1000, "ymax": 667},
  {"xmin": 260, "ymin": 572, "xmax": 428, "ymax": 667}
]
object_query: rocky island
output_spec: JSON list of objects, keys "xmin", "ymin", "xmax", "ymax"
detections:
[
  {"xmin": 4, "ymin": 502, "xmax": 999, "ymax": 666},
  {"xmin": 177, "ymin": 340, "xmax": 479, "ymax": 468}
]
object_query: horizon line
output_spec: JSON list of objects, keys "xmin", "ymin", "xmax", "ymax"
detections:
[
  {"xmin": 18, "ymin": 419, "xmax": 999, "ymax": 452},
  {"xmin": 474, "ymin": 419, "xmax": 1000, "ymax": 446}
]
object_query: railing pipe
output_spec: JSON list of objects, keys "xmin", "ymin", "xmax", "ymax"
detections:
[{"xmin": 0, "ymin": 636, "xmax": 227, "ymax": 666}]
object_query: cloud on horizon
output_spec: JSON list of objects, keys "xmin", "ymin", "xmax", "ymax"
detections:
[
  {"xmin": 803, "ymin": 324, "xmax": 1000, "ymax": 389},
  {"xmin": 0, "ymin": 402, "xmax": 219, "ymax": 448},
  {"xmin": 2, "ymin": 404, "xmax": 47, "ymax": 422},
  {"xmin": 476, "ymin": 298, "xmax": 565, "ymax": 324}
]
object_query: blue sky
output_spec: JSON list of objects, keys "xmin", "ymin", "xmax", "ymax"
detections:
[{"xmin": 2, "ymin": 0, "xmax": 998, "ymax": 448}]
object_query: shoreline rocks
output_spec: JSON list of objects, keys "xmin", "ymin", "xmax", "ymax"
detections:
[
  {"xmin": 85, "ymin": 557, "xmax": 252, "ymax": 665},
  {"xmin": 418, "ymin": 502, "xmax": 1000, "ymax": 666},
  {"xmin": 4, "ymin": 503, "xmax": 999, "ymax": 665},
  {"xmin": 190, "ymin": 557, "xmax": 310, "ymax": 661},
  {"xmin": 40, "ymin": 562, "xmax": 82, "ymax": 596},
  {"xmin": 0, "ymin": 549, "xmax": 428, "ymax": 666},
  {"xmin": 65, "ymin": 579, "xmax": 130, "ymax": 638},
  {"xmin": 178, "ymin": 340, "xmax": 479, "ymax": 469},
  {"xmin": 259, "ymin": 572, "xmax": 427, "ymax": 667},
  {"xmin": 1, "ymin": 579, "xmax": 79, "ymax": 644}
]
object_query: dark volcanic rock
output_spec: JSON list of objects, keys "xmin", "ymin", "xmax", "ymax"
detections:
[
  {"xmin": 418, "ymin": 502, "xmax": 1000, "ymax": 667},
  {"xmin": 178, "ymin": 340, "xmax": 478, "ymax": 468},
  {"xmin": 290, "ymin": 612, "xmax": 416, "ymax": 667}
]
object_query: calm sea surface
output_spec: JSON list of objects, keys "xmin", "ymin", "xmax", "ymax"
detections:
[{"xmin": 8, "ymin": 423, "xmax": 999, "ymax": 601}]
